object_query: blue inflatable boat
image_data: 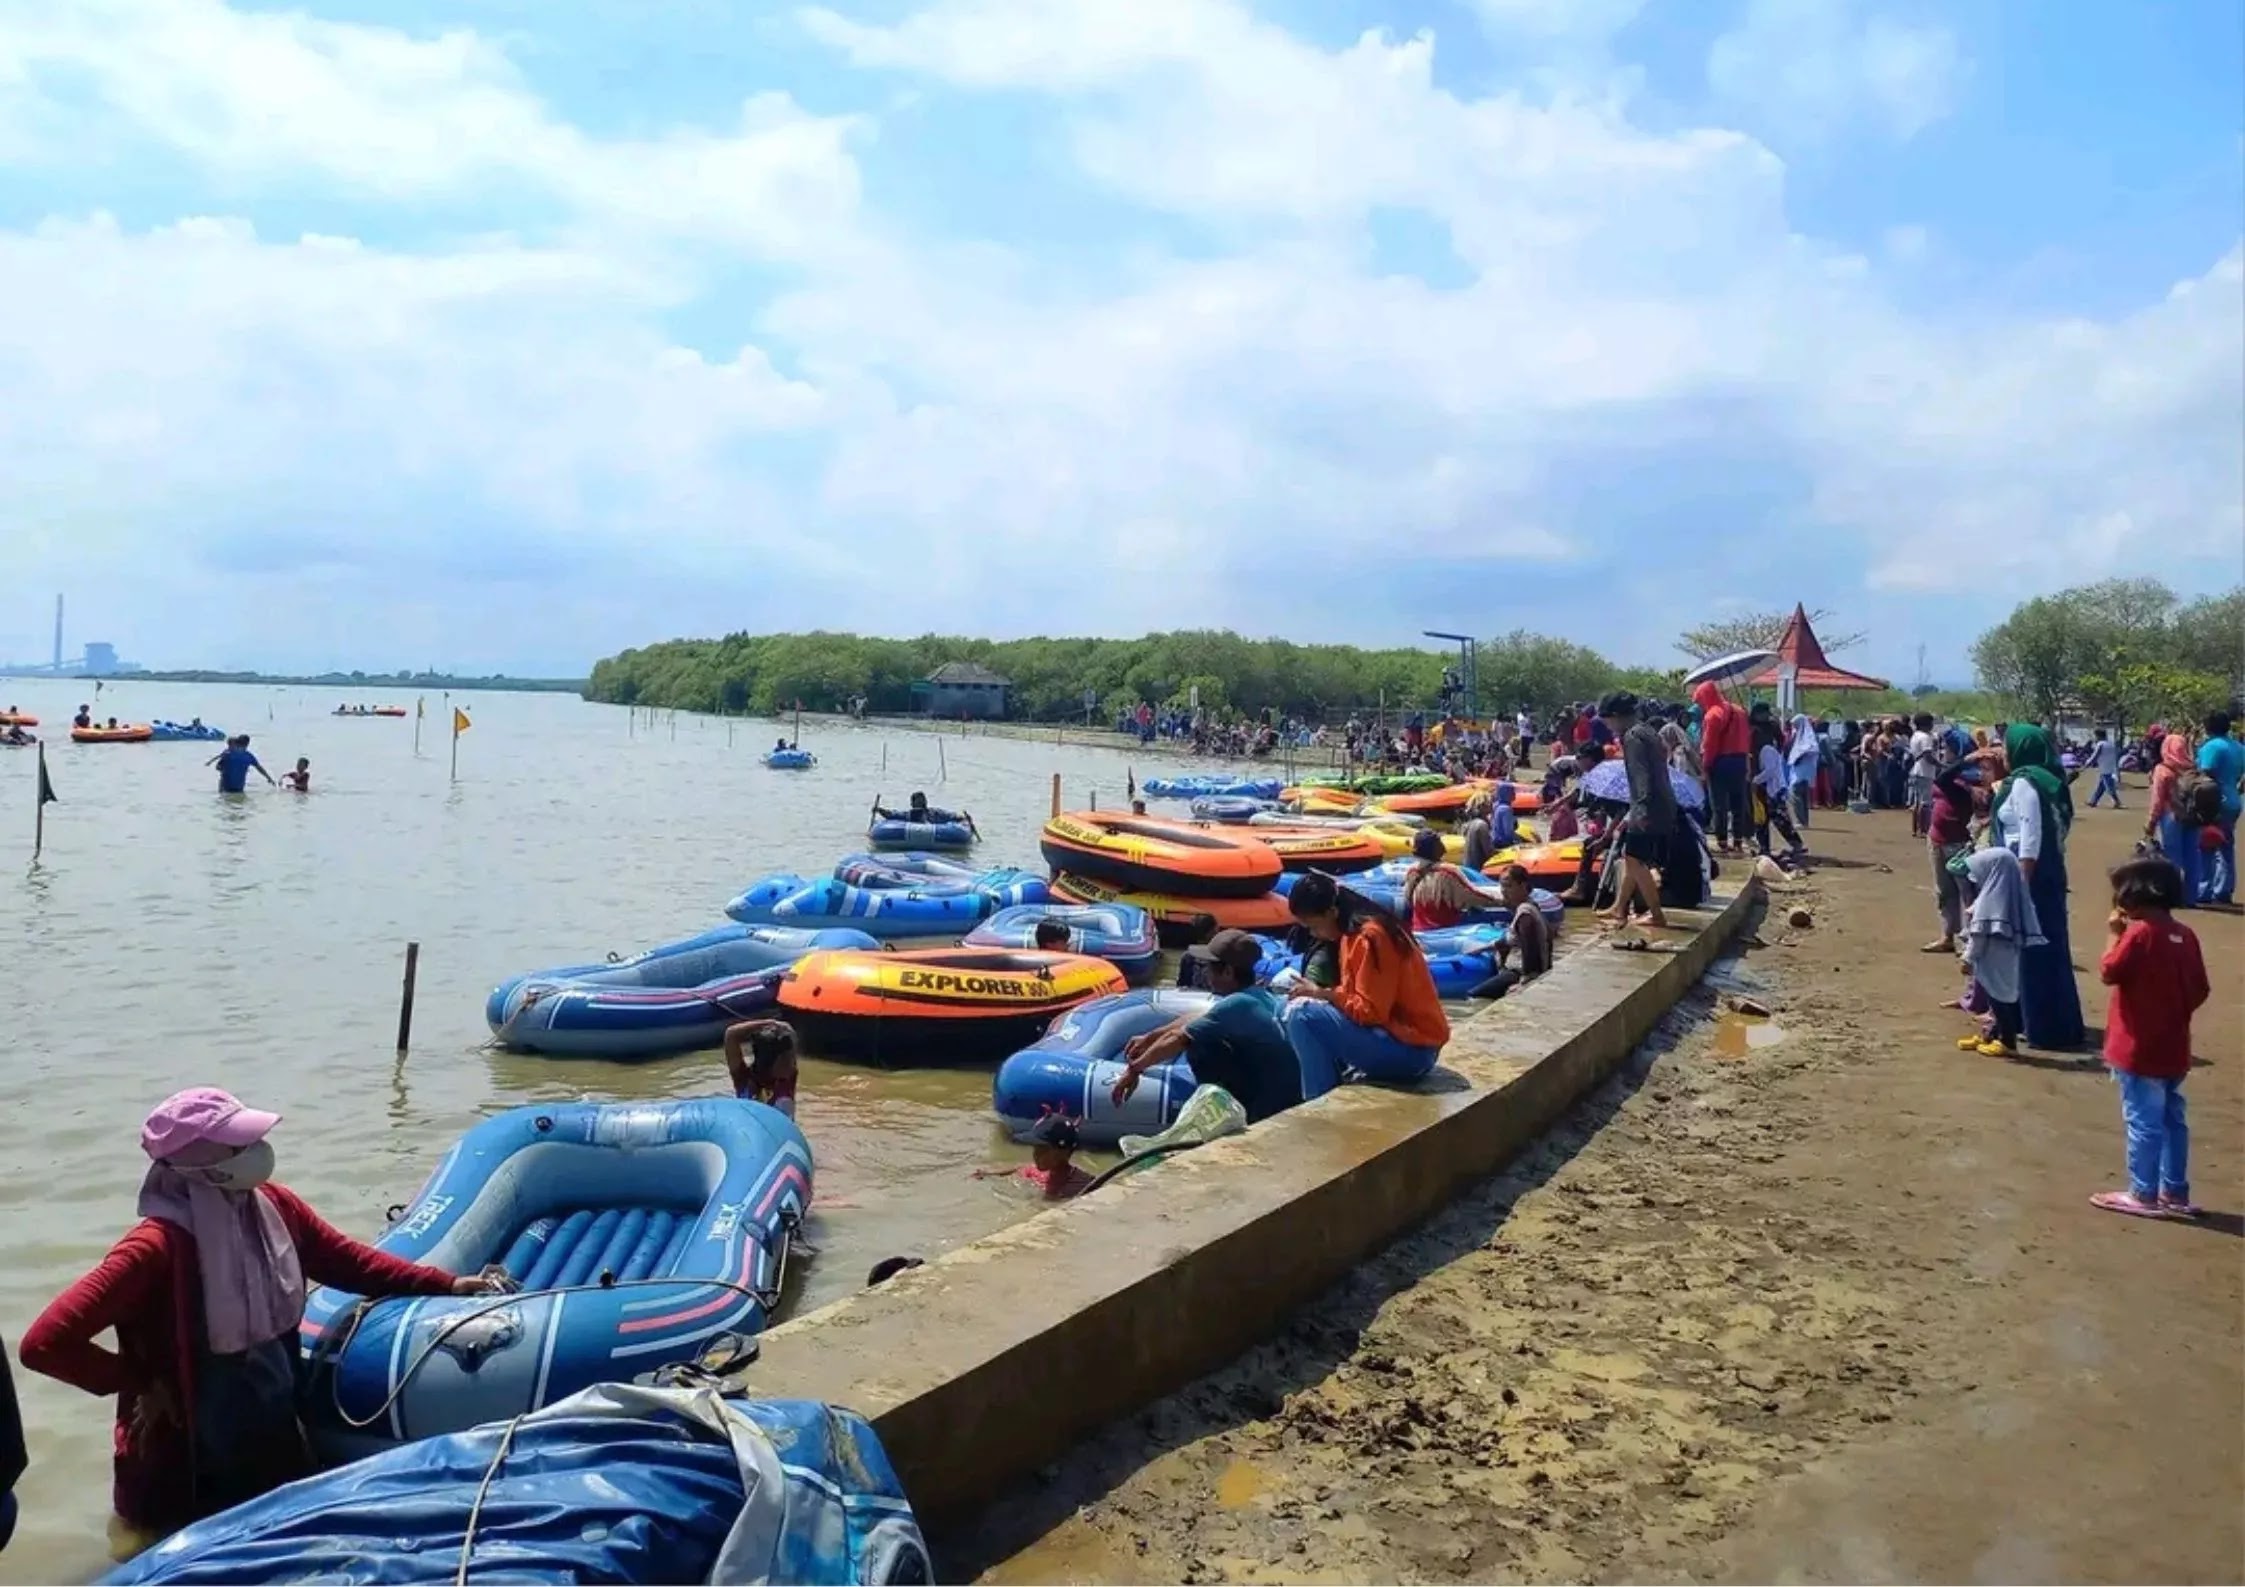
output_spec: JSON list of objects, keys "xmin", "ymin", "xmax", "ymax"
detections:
[
  {"xmin": 486, "ymin": 923, "xmax": 880, "ymax": 1059},
  {"xmin": 833, "ymin": 853, "xmax": 1052, "ymax": 908},
  {"xmin": 1247, "ymin": 923, "xmax": 1509, "ymax": 998},
  {"xmin": 1141, "ymin": 775, "xmax": 1284, "ymax": 801},
  {"xmin": 149, "ymin": 721, "xmax": 226, "ymax": 743},
  {"xmin": 964, "ymin": 903, "xmax": 1161, "ymax": 985},
  {"xmin": 1280, "ymin": 864, "xmax": 1566, "ymax": 929},
  {"xmin": 866, "ymin": 806, "xmax": 975, "ymax": 851},
  {"xmin": 300, "ymin": 1100, "xmax": 810, "ymax": 1461},
  {"xmin": 991, "ymin": 989, "xmax": 1211, "ymax": 1147},
  {"xmin": 1188, "ymin": 795, "xmax": 1278, "ymax": 823},
  {"xmin": 725, "ymin": 874, "xmax": 995, "ymax": 939},
  {"xmin": 762, "ymin": 748, "xmax": 817, "ymax": 769},
  {"xmin": 107, "ymin": 1382, "xmax": 929, "ymax": 1586}
]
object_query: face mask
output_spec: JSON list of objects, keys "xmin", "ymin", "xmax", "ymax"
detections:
[{"xmin": 184, "ymin": 1139, "xmax": 276, "ymax": 1192}]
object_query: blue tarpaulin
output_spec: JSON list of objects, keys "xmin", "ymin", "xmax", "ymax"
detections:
[{"xmin": 106, "ymin": 1383, "xmax": 929, "ymax": 1585}]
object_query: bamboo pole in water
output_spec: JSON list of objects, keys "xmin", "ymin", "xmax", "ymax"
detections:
[
  {"xmin": 395, "ymin": 942, "xmax": 421, "ymax": 1055},
  {"xmin": 33, "ymin": 743, "xmax": 48, "ymax": 861},
  {"xmin": 1050, "ymin": 773, "xmax": 1061, "ymax": 818}
]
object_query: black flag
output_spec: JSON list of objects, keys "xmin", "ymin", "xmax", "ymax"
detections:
[{"xmin": 37, "ymin": 745, "xmax": 56, "ymax": 806}]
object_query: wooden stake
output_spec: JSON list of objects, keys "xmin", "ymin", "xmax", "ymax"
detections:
[
  {"xmin": 1050, "ymin": 773, "xmax": 1061, "ymax": 818},
  {"xmin": 33, "ymin": 742, "xmax": 48, "ymax": 861},
  {"xmin": 395, "ymin": 941, "xmax": 421, "ymax": 1055}
]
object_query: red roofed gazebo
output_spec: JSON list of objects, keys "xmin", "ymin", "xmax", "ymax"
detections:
[{"xmin": 1750, "ymin": 605, "xmax": 1889, "ymax": 710}]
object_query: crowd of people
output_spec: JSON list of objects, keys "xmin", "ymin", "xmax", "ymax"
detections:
[
  {"xmin": 1925, "ymin": 714, "xmax": 2233, "ymax": 1225},
  {"xmin": 1110, "ymin": 702, "xmax": 1325, "ymax": 757}
]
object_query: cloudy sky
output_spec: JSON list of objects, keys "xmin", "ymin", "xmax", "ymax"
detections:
[{"xmin": 0, "ymin": 0, "xmax": 2238, "ymax": 680}]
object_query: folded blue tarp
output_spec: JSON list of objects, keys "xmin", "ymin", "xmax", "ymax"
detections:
[{"xmin": 106, "ymin": 1383, "xmax": 929, "ymax": 1585}]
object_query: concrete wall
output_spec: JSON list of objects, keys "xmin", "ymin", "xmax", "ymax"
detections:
[{"xmin": 752, "ymin": 884, "xmax": 1758, "ymax": 1521}]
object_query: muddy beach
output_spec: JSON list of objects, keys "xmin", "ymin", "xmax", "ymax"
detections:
[{"xmin": 949, "ymin": 789, "xmax": 2244, "ymax": 1584}]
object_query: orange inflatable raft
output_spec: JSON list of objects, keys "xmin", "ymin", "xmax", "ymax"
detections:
[
  {"xmin": 1231, "ymin": 823, "xmax": 1386, "ymax": 875},
  {"xmin": 0, "ymin": 711, "xmax": 38, "ymax": 727},
  {"xmin": 71, "ymin": 724, "xmax": 154, "ymax": 744},
  {"xmin": 1050, "ymin": 874, "xmax": 1294, "ymax": 948},
  {"xmin": 1478, "ymin": 840, "xmax": 1584, "ymax": 887},
  {"xmin": 777, "ymin": 946, "xmax": 1126, "ymax": 1064},
  {"xmin": 1372, "ymin": 781, "xmax": 1544, "ymax": 822},
  {"xmin": 1039, "ymin": 813, "xmax": 1282, "ymax": 899}
]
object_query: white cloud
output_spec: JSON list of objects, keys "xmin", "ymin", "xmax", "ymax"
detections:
[
  {"xmin": 0, "ymin": 0, "xmax": 868, "ymax": 260},
  {"xmin": 0, "ymin": 0, "xmax": 2232, "ymax": 674},
  {"xmin": 1830, "ymin": 245, "xmax": 2245, "ymax": 590},
  {"xmin": 1707, "ymin": 0, "xmax": 1964, "ymax": 143},
  {"xmin": 1468, "ymin": 0, "xmax": 1645, "ymax": 43},
  {"xmin": 1882, "ymin": 223, "xmax": 1930, "ymax": 262}
]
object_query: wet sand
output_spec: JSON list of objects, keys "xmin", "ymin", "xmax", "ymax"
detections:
[{"xmin": 948, "ymin": 788, "xmax": 2243, "ymax": 1583}]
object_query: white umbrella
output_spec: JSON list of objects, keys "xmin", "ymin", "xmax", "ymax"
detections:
[{"xmin": 1683, "ymin": 648, "xmax": 1776, "ymax": 689}]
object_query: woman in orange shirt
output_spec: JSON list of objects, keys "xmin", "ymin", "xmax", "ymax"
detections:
[{"xmin": 1283, "ymin": 873, "xmax": 1452, "ymax": 1091}]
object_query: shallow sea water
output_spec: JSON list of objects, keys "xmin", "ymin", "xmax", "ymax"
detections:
[{"xmin": 0, "ymin": 678, "xmax": 1185, "ymax": 1582}]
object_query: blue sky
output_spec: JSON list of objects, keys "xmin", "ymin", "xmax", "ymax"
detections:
[{"xmin": 0, "ymin": 0, "xmax": 2236, "ymax": 682}]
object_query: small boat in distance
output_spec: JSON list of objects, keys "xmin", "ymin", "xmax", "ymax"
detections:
[{"xmin": 333, "ymin": 704, "xmax": 409, "ymax": 717}]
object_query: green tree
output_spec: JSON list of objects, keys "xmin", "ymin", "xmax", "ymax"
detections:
[
  {"xmin": 1967, "ymin": 578, "xmax": 2237, "ymax": 728},
  {"xmin": 1970, "ymin": 594, "xmax": 2100, "ymax": 721},
  {"xmin": 2172, "ymin": 588, "xmax": 2244, "ymax": 700},
  {"xmin": 582, "ymin": 625, "xmax": 1643, "ymax": 723}
]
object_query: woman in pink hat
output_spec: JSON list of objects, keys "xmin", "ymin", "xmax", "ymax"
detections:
[{"xmin": 19, "ymin": 1088, "xmax": 503, "ymax": 1552}]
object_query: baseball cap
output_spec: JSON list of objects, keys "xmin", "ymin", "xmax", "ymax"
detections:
[
  {"xmin": 141, "ymin": 1087, "xmax": 281, "ymax": 1162},
  {"xmin": 1182, "ymin": 928, "xmax": 1263, "ymax": 977},
  {"xmin": 1026, "ymin": 1114, "xmax": 1081, "ymax": 1150}
]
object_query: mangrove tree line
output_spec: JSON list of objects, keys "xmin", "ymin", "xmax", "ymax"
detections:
[{"xmin": 583, "ymin": 628, "xmax": 1677, "ymax": 722}]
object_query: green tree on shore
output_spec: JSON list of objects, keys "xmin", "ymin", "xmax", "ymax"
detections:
[
  {"xmin": 583, "ymin": 627, "xmax": 1678, "ymax": 722},
  {"xmin": 1971, "ymin": 579, "xmax": 2241, "ymax": 725}
]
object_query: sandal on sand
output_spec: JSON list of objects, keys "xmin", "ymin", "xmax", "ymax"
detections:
[
  {"xmin": 2158, "ymin": 1195, "xmax": 2202, "ymax": 1219},
  {"xmin": 1973, "ymin": 1040, "xmax": 2013, "ymax": 1057},
  {"xmin": 1956, "ymin": 1034, "xmax": 1985, "ymax": 1050},
  {"xmin": 1920, "ymin": 940, "xmax": 1954, "ymax": 954},
  {"xmin": 2091, "ymin": 1190, "xmax": 2170, "ymax": 1220}
]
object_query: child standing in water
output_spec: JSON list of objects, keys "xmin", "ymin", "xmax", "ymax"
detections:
[
  {"xmin": 720, "ymin": 1019, "xmax": 799, "ymax": 1118},
  {"xmin": 2092, "ymin": 857, "xmax": 2209, "ymax": 1220}
]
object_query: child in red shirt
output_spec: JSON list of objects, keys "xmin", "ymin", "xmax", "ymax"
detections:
[{"xmin": 2092, "ymin": 857, "xmax": 2210, "ymax": 1220}]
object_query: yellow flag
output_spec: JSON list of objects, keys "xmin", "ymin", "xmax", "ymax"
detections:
[{"xmin": 452, "ymin": 707, "xmax": 471, "ymax": 735}]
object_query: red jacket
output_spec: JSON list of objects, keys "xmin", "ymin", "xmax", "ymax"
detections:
[
  {"xmin": 18, "ymin": 1183, "xmax": 456, "ymax": 1531},
  {"xmin": 2099, "ymin": 915, "xmax": 2209, "ymax": 1080},
  {"xmin": 1694, "ymin": 682, "xmax": 1748, "ymax": 760}
]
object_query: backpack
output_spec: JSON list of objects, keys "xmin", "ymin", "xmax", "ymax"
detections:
[{"xmin": 2173, "ymin": 768, "xmax": 2221, "ymax": 828}]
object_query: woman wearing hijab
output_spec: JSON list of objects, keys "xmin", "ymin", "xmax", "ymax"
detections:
[
  {"xmin": 1660, "ymin": 721, "xmax": 1704, "ymax": 782},
  {"xmin": 20, "ymin": 1089, "xmax": 504, "ymax": 1552},
  {"xmin": 1784, "ymin": 713, "xmax": 1819, "ymax": 828},
  {"xmin": 2145, "ymin": 729, "xmax": 2203, "ymax": 905},
  {"xmin": 1956, "ymin": 847, "xmax": 2042, "ymax": 1056},
  {"xmin": 1988, "ymin": 725, "xmax": 2085, "ymax": 1050}
]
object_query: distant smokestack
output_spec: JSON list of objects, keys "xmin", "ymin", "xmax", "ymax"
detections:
[{"xmin": 52, "ymin": 594, "xmax": 62, "ymax": 672}]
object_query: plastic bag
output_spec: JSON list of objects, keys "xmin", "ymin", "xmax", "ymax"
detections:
[{"xmin": 1120, "ymin": 1084, "xmax": 1246, "ymax": 1159}]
